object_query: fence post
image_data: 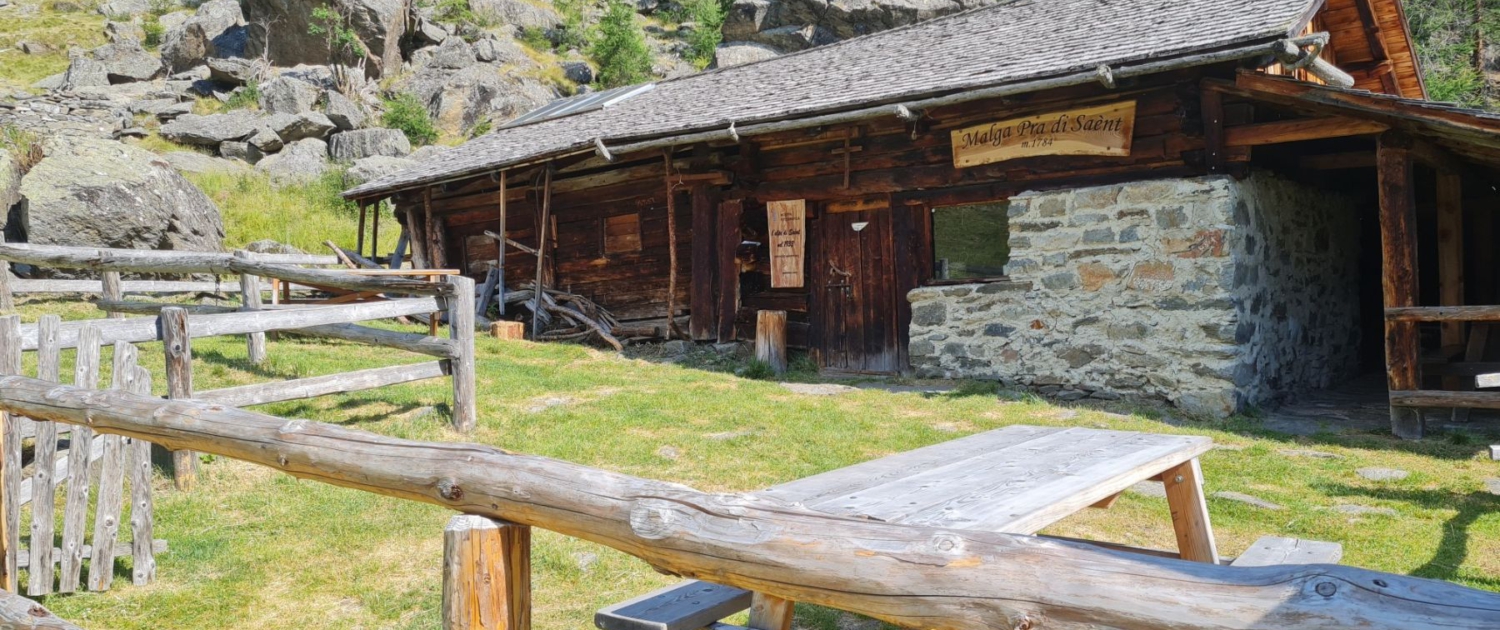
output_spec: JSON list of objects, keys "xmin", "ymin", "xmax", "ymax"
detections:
[
  {"xmin": 234, "ymin": 250, "xmax": 267, "ymax": 365},
  {"xmin": 447, "ymin": 275, "xmax": 477, "ymax": 433},
  {"xmin": 442, "ymin": 515, "xmax": 530, "ymax": 630},
  {"xmin": 102, "ymin": 271, "xmax": 123, "ymax": 319},
  {"xmin": 28, "ymin": 315, "xmax": 62, "ymax": 595},
  {"xmin": 160, "ymin": 307, "xmax": 198, "ymax": 490},
  {"xmin": 0, "ymin": 315, "xmax": 19, "ymax": 592},
  {"xmin": 57, "ymin": 324, "xmax": 100, "ymax": 593},
  {"xmin": 0, "ymin": 236, "xmax": 12, "ymax": 313}
]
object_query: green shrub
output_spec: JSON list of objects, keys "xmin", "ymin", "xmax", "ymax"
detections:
[
  {"xmin": 553, "ymin": 0, "xmax": 591, "ymax": 52},
  {"xmin": 680, "ymin": 0, "xmax": 724, "ymax": 68},
  {"xmin": 381, "ymin": 94, "xmax": 439, "ymax": 146},
  {"xmin": 1, "ymin": 124, "xmax": 44, "ymax": 175},
  {"xmin": 224, "ymin": 81, "xmax": 260, "ymax": 110},
  {"xmin": 518, "ymin": 26, "xmax": 552, "ymax": 51},
  {"xmin": 590, "ymin": 0, "xmax": 653, "ymax": 88},
  {"xmin": 309, "ymin": 4, "xmax": 367, "ymax": 63},
  {"xmin": 141, "ymin": 17, "xmax": 166, "ymax": 49},
  {"xmin": 469, "ymin": 117, "xmax": 493, "ymax": 138}
]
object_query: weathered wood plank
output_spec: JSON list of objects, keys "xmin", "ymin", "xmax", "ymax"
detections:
[
  {"xmin": 18, "ymin": 539, "xmax": 167, "ymax": 569},
  {"xmin": 748, "ymin": 593, "xmax": 794, "ymax": 630},
  {"xmin": 6, "ymin": 382, "xmax": 1500, "ymax": 629},
  {"xmin": 13, "ymin": 279, "xmax": 236, "ymax": 294},
  {"xmin": 127, "ymin": 367, "xmax": 155, "ymax": 586},
  {"xmin": 161, "ymin": 308, "xmax": 198, "ymax": 490},
  {"xmin": 1231, "ymin": 536, "xmax": 1342, "ymax": 567},
  {"xmin": 1384, "ymin": 305, "xmax": 1500, "ymax": 322},
  {"xmin": 94, "ymin": 302, "xmax": 458, "ymax": 358},
  {"xmin": 1389, "ymin": 390, "xmax": 1500, "ymax": 408},
  {"xmin": 196, "ymin": 361, "xmax": 447, "ymax": 408},
  {"xmin": 14, "ymin": 298, "xmax": 444, "ymax": 350},
  {"xmin": 716, "ymin": 200, "xmax": 742, "ymax": 343},
  {"xmin": 100, "ymin": 272, "xmax": 123, "ymax": 320},
  {"xmin": 1163, "ymin": 458, "xmax": 1220, "ymax": 564},
  {"xmin": 448, "ymin": 275, "xmax": 477, "ymax": 433},
  {"xmin": 597, "ymin": 580, "xmax": 751, "ymax": 630},
  {"xmin": 754, "ymin": 311, "xmax": 787, "ymax": 376},
  {"xmin": 1223, "ymin": 117, "xmax": 1389, "ymax": 147},
  {"xmin": 442, "ymin": 515, "xmax": 530, "ymax": 630},
  {"xmin": 690, "ymin": 185, "xmax": 717, "ymax": 341},
  {"xmin": 0, "ymin": 315, "xmax": 19, "ymax": 591},
  {"xmin": 0, "ymin": 587, "xmax": 85, "ymax": 629},
  {"xmin": 236, "ymin": 250, "xmax": 268, "ymax": 365},
  {"xmin": 87, "ymin": 342, "xmax": 135, "ymax": 591},
  {"xmin": 1377, "ymin": 133, "xmax": 1423, "ymax": 439},
  {"xmin": 27, "ymin": 315, "xmax": 62, "ymax": 595},
  {"xmin": 57, "ymin": 324, "xmax": 100, "ymax": 593}
]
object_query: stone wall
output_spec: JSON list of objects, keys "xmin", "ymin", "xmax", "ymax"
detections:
[{"xmin": 908, "ymin": 172, "xmax": 1363, "ymax": 417}]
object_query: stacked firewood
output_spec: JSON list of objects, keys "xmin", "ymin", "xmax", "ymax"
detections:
[{"xmin": 502, "ymin": 284, "xmax": 625, "ymax": 351}]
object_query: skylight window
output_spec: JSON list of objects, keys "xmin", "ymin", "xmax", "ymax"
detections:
[{"xmin": 501, "ymin": 83, "xmax": 656, "ymax": 129}]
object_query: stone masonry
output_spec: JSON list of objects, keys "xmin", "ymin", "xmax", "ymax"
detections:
[{"xmin": 908, "ymin": 172, "xmax": 1362, "ymax": 417}]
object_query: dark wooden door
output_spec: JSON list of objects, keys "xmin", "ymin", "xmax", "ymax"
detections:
[{"xmin": 812, "ymin": 206, "xmax": 901, "ymax": 373}]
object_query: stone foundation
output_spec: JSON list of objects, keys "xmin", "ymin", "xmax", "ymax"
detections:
[{"xmin": 908, "ymin": 172, "xmax": 1362, "ymax": 418}]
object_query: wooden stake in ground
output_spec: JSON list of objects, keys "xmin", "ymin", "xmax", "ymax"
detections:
[
  {"xmin": 27, "ymin": 315, "xmax": 61, "ymax": 595},
  {"xmin": 101, "ymin": 271, "xmax": 123, "ymax": 319},
  {"xmin": 447, "ymin": 275, "xmax": 477, "ymax": 433},
  {"xmin": 443, "ymin": 515, "xmax": 531, "ymax": 630},
  {"xmin": 235, "ymin": 250, "xmax": 267, "ymax": 365},
  {"xmin": 88, "ymin": 341, "xmax": 136, "ymax": 592},
  {"xmin": 160, "ymin": 307, "xmax": 198, "ymax": 489},
  {"xmin": 756, "ymin": 310, "xmax": 787, "ymax": 375},
  {"xmin": 57, "ymin": 324, "xmax": 100, "ymax": 593},
  {"xmin": 0, "ymin": 315, "xmax": 17, "ymax": 592}
]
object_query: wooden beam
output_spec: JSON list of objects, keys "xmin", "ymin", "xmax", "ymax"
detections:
[
  {"xmin": 690, "ymin": 185, "xmax": 718, "ymax": 341},
  {"xmin": 1377, "ymin": 133, "xmax": 1423, "ymax": 439},
  {"xmin": 716, "ymin": 199, "xmax": 743, "ymax": 343},
  {"xmin": 1390, "ymin": 390, "xmax": 1500, "ymax": 408},
  {"xmin": 1436, "ymin": 173, "xmax": 1465, "ymax": 358},
  {"xmin": 1162, "ymin": 459, "xmax": 1218, "ymax": 564},
  {"xmin": 1224, "ymin": 117, "xmax": 1389, "ymax": 147},
  {"xmin": 1384, "ymin": 305, "xmax": 1500, "ymax": 322},
  {"xmin": 1352, "ymin": 0, "xmax": 1392, "ymax": 62},
  {"xmin": 1300, "ymin": 152, "xmax": 1377, "ymax": 170},
  {"xmin": 196, "ymin": 361, "xmax": 447, "ymax": 408},
  {"xmin": 6, "ymin": 377, "xmax": 1500, "ymax": 629},
  {"xmin": 532, "ymin": 167, "xmax": 552, "ymax": 339},
  {"xmin": 1201, "ymin": 87, "xmax": 1226, "ymax": 173}
]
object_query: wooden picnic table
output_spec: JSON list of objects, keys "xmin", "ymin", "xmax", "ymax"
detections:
[
  {"xmin": 738, "ymin": 425, "xmax": 1217, "ymax": 629},
  {"xmin": 597, "ymin": 424, "xmax": 1222, "ymax": 630}
]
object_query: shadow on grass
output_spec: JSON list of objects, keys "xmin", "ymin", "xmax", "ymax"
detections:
[{"xmin": 1315, "ymin": 482, "xmax": 1500, "ymax": 589}]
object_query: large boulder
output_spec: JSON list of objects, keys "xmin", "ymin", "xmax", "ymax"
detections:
[
  {"xmin": 322, "ymin": 90, "xmax": 366, "ymax": 130},
  {"xmin": 12, "ymin": 137, "xmax": 223, "ymax": 260},
  {"xmin": 161, "ymin": 150, "xmax": 251, "ymax": 175},
  {"xmin": 255, "ymin": 138, "xmax": 331, "ymax": 184},
  {"xmin": 258, "ymin": 76, "xmax": 321, "ymax": 115},
  {"xmin": 262, "ymin": 111, "xmax": 337, "ymax": 142},
  {"xmin": 470, "ymin": 0, "xmax": 561, "ymax": 30},
  {"xmin": 429, "ymin": 37, "xmax": 477, "ymax": 70},
  {"xmin": 90, "ymin": 39, "xmax": 164, "ymax": 83},
  {"xmin": 160, "ymin": 0, "xmax": 246, "ymax": 73},
  {"xmin": 59, "ymin": 54, "xmax": 111, "ymax": 90},
  {"xmin": 345, "ymin": 155, "xmax": 415, "ymax": 186},
  {"xmin": 206, "ymin": 57, "xmax": 264, "ymax": 85},
  {"xmin": 396, "ymin": 63, "xmax": 553, "ymax": 136},
  {"xmin": 159, "ymin": 112, "xmax": 261, "ymax": 145},
  {"xmin": 328, "ymin": 128, "xmax": 410, "ymax": 161},
  {"xmin": 244, "ymin": 0, "xmax": 406, "ymax": 79},
  {"xmin": 0, "ymin": 151, "xmax": 21, "ymax": 233},
  {"xmin": 711, "ymin": 42, "xmax": 780, "ymax": 68}
]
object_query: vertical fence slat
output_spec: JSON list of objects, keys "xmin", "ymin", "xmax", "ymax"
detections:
[
  {"xmin": 0, "ymin": 315, "xmax": 20, "ymax": 591},
  {"xmin": 57, "ymin": 324, "xmax": 100, "ymax": 593},
  {"xmin": 447, "ymin": 276, "xmax": 476, "ymax": 434},
  {"xmin": 127, "ymin": 366, "xmax": 155, "ymax": 586},
  {"xmin": 101, "ymin": 271, "xmax": 123, "ymax": 320},
  {"xmin": 160, "ymin": 307, "xmax": 197, "ymax": 490},
  {"xmin": 0, "ymin": 235, "xmax": 12, "ymax": 313},
  {"xmin": 88, "ymin": 341, "xmax": 135, "ymax": 592},
  {"xmin": 27, "ymin": 315, "xmax": 62, "ymax": 595},
  {"xmin": 235, "ymin": 250, "xmax": 267, "ymax": 365}
]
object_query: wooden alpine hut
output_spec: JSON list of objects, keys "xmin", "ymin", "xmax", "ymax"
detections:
[{"xmin": 344, "ymin": 0, "xmax": 1500, "ymax": 437}]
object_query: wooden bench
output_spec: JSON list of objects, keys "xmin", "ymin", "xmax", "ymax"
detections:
[
  {"xmin": 596, "ymin": 580, "xmax": 753, "ymax": 630},
  {"xmin": 1231, "ymin": 536, "xmax": 1343, "ymax": 567}
]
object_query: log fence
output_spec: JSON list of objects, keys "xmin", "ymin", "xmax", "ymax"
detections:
[
  {"xmin": 0, "ymin": 316, "xmax": 164, "ymax": 598},
  {"xmin": 1, "ymin": 376, "xmax": 1499, "ymax": 629}
]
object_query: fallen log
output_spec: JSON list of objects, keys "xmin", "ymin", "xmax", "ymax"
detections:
[{"xmin": 1, "ymin": 376, "xmax": 1498, "ymax": 629}]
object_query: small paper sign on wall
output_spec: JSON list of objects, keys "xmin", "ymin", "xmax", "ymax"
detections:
[
  {"xmin": 951, "ymin": 100, "xmax": 1136, "ymax": 168},
  {"xmin": 767, "ymin": 200, "xmax": 806, "ymax": 288}
]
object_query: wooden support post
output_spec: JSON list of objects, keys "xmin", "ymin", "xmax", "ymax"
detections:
[
  {"xmin": 497, "ymin": 170, "xmax": 507, "ymax": 317},
  {"xmin": 102, "ymin": 271, "xmax": 123, "ymax": 319},
  {"xmin": 357, "ymin": 201, "xmax": 368, "ymax": 260},
  {"xmin": 235, "ymin": 250, "xmax": 267, "ymax": 365},
  {"xmin": 0, "ymin": 235, "xmax": 12, "ymax": 313},
  {"xmin": 1377, "ymin": 133, "xmax": 1423, "ymax": 439},
  {"xmin": 160, "ymin": 307, "xmax": 198, "ymax": 489},
  {"xmin": 756, "ymin": 310, "xmax": 787, "ymax": 376},
  {"xmin": 372, "ymin": 201, "xmax": 382, "ymax": 264},
  {"xmin": 448, "ymin": 275, "xmax": 477, "ymax": 434},
  {"xmin": 1162, "ymin": 458, "xmax": 1219, "ymax": 564},
  {"xmin": 57, "ymin": 324, "xmax": 99, "ymax": 594},
  {"xmin": 663, "ymin": 150, "xmax": 685, "ymax": 340},
  {"xmin": 749, "ymin": 593, "xmax": 795, "ymax": 630},
  {"xmin": 1436, "ymin": 172, "xmax": 1464, "ymax": 384},
  {"xmin": 532, "ymin": 167, "xmax": 552, "ymax": 339},
  {"xmin": 717, "ymin": 199, "xmax": 743, "ymax": 343},
  {"xmin": 442, "ymin": 515, "xmax": 531, "ymax": 630},
  {"xmin": 28, "ymin": 315, "xmax": 62, "ymax": 595},
  {"xmin": 1201, "ymin": 87, "xmax": 1226, "ymax": 173},
  {"xmin": 0, "ymin": 315, "xmax": 18, "ymax": 592},
  {"xmin": 690, "ymin": 184, "xmax": 718, "ymax": 341}
]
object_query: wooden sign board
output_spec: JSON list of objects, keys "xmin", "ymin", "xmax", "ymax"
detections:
[
  {"xmin": 767, "ymin": 200, "xmax": 806, "ymax": 288},
  {"xmin": 951, "ymin": 100, "xmax": 1136, "ymax": 168}
]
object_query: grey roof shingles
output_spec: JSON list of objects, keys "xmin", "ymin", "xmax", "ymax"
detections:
[{"xmin": 345, "ymin": 0, "xmax": 1317, "ymax": 198}]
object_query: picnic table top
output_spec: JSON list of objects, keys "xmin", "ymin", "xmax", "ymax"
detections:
[{"xmin": 756, "ymin": 425, "xmax": 1212, "ymax": 534}]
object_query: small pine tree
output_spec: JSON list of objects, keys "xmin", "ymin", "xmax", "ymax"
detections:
[
  {"xmin": 381, "ymin": 94, "xmax": 439, "ymax": 146},
  {"xmin": 590, "ymin": 0, "xmax": 653, "ymax": 88}
]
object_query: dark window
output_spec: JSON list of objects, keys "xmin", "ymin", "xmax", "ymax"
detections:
[
  {"xmin": 604, "ymin": 213, "xmax": 641, "ymax": 254},
  {"xmin": 932, "ymin": 201, "xmax": 1009, "ymax": 280}
]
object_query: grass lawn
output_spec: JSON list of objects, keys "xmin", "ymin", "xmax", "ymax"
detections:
[{"xmin": 8, "ymin": 297, "xmax": 1500, "ymax": 630}]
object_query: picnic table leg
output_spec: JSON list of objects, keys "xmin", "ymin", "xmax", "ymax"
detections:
[
  {"xmin": 748, "ymin": 593, "xmax": 794, "ymax": 630},
  {"xmin": 1162, "ymin": 458, "xmax": 1219, "ymax": 564},
  {"xmin": 443, "ymin": 515, "xmax": 531, "ymax": 630}
]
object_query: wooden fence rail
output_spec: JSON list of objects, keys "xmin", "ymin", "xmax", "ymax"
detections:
[{"xmin": 2, "ymin": 377, "xmax": 1498, "ymax": 630}]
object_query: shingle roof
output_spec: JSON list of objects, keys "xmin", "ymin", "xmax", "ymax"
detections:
[{"xmin": 345, "ymin": 0, "xmax": 1318, "ymax": 198}]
